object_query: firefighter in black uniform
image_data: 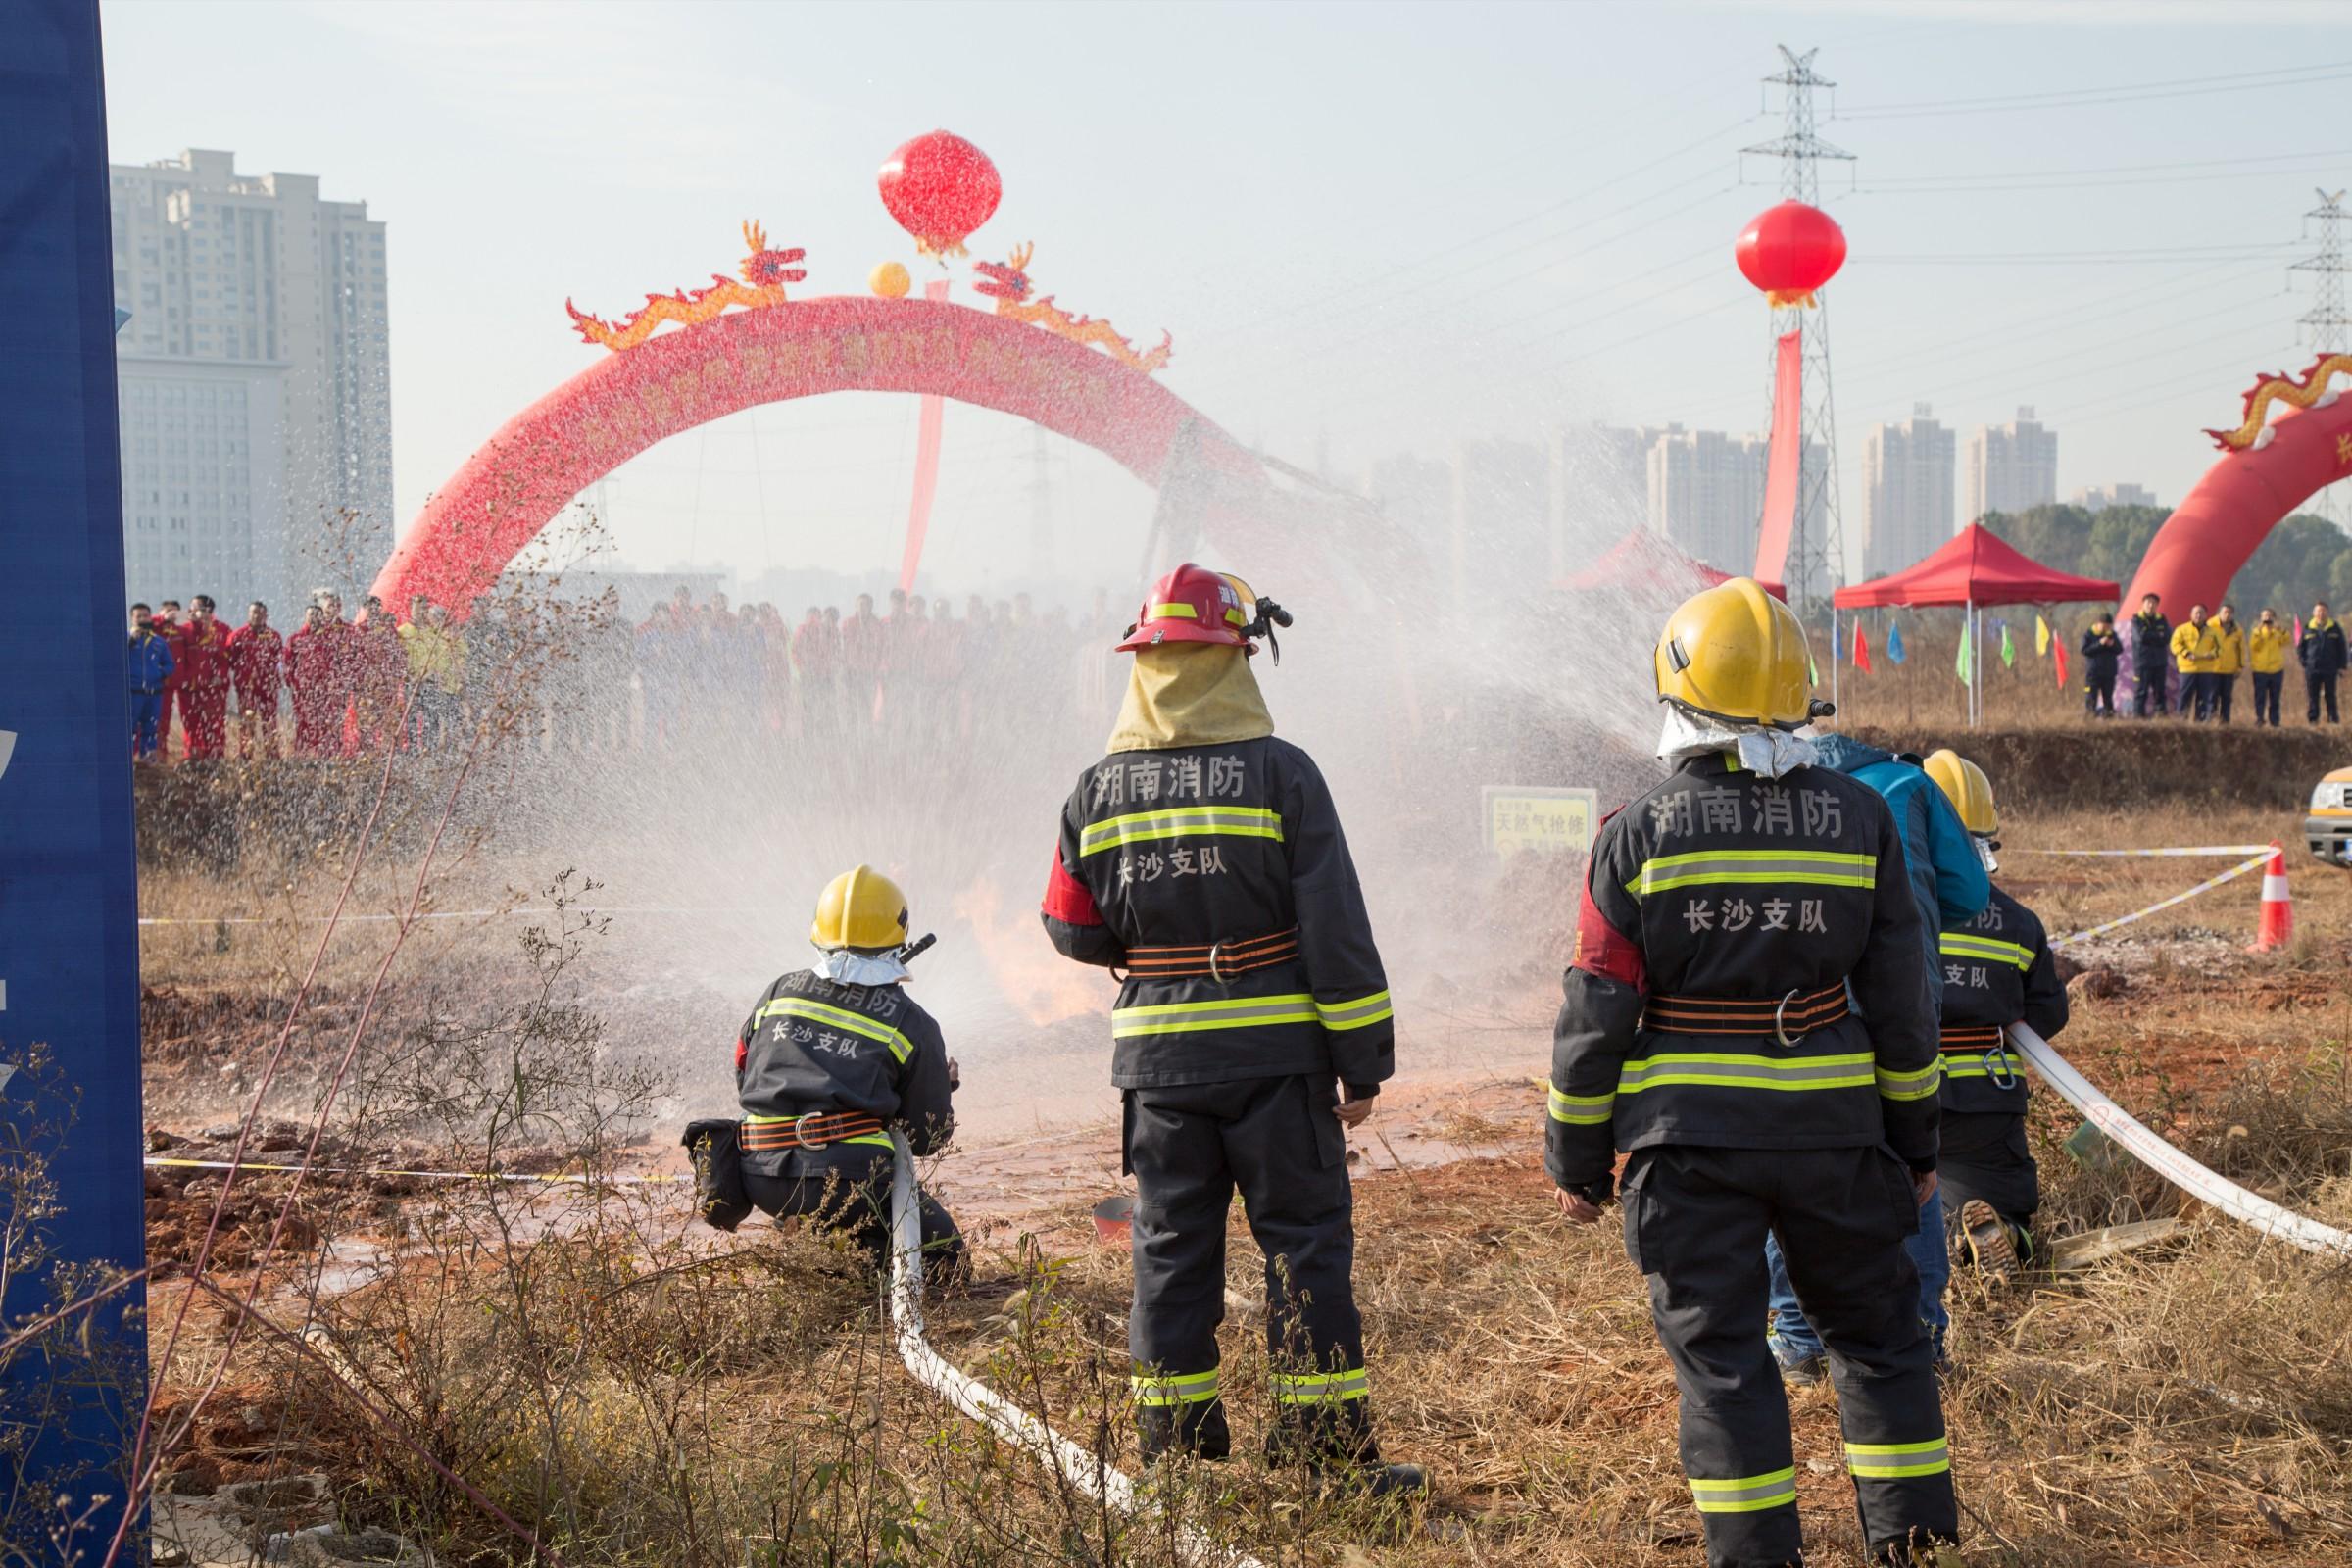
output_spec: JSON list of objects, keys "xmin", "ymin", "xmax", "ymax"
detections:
[
  {"xmin": 1548, "ymin": 578, "xmax": 1958, "ymax": 1568},
  {"xmin": 732, "ymin": 865, "xmax": 962, "ymax": 1282},
  {"xmin": 1041, "ymin": 563, "xmax": 1422, "ymax": 1495},
  {"xmin": 1921, "ymin": 751, "xmax": 2068, "ymax": 1285}
]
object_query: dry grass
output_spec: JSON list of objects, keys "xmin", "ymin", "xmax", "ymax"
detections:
[{"xmin": 133, "ymin": 763, "xmax": 2352, "ymax": 1566}]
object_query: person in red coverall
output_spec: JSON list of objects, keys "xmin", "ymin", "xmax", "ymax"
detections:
[
  {"xmin": 156, "ymin": 599, "xmax": 187, "ymax": 755},
  {"xmin": 226, "ymin": 601, "xmax": 284, "ymax": 760},
  {"xmin": 791, "ymin": 604, "xmax": 840, "ymax": 741},
  {"xmin": 352, "ymin": 596, "xmax": 410, "ymax": 752},
  {"xmin": 838, "ymin": 593, "xmax": 886, "ymax": 728},
  {"xmin": 176, "ymin": 595, "xmax": 234, "ymax": 760},
  {"xmin": 284, "ymin": 602, "xmax": 344, "ymax": 756}
]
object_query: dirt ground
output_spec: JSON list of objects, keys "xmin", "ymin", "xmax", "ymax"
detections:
[{"xmin": 130, "ymin": 782, "xmax": 2352, "ymax": 1566}]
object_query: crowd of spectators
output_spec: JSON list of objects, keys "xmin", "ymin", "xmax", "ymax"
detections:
[
  {"xmin": 2081, "ymin": 593, "xmax": 2345, "ymax": 726},
  {"xmin": 631, "ymin": 584, "xmax": 1119, "ymax": 749},
  {"xmin": 127, "ymin": 588, "xmax": 459, "ymax": 761},
  {"xmin": 127, "ymin": 582, "xmax": 1125, "ymax": 763}
]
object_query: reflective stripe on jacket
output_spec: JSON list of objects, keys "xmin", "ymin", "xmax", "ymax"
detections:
[
  {"xmin": 1935, "ymin": 886, "xmax": 2067, "ymax": 1116},
  {"xmin": 127, "ymin": 629, "xmax": 175, "ymax": 693},
  {"xmin": 2302, "ymin": 618, "xmax": 2349, "ymax": 676},
  {"xmin": 1042, "ymin": 735, "xmax": 1395, "ymax": 1090},
  {"xmin": 735, "ymin": 970, "xmax": 955, "ymax": 1154},
  {"xmin": 1544, "ymin": 752, "xmax": 1939, "ymax": 1192}
]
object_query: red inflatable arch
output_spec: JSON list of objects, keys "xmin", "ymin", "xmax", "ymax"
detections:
[
  {"xmin": 369, "ymin": 295, "xmax": 1268, "ymax": 613},
  {"xmin": 2122, "ymin": 358, "xmax": 2352, "ymax": 614}
]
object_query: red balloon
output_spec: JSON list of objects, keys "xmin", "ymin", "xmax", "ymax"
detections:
[
  {"xmin": 878, "ymin": 131, "xmax": 1002, "ymax": 257},
  {"xmin": 1736, "ymin": 200, "xmax": 1846, "ymax": 304}
]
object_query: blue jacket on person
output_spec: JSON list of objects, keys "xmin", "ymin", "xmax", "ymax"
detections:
[
  {"xmin": 1808, "ymin": 732, "xmax": 1991, "ymax": 1014},
  {"xmin": 127, "ymin": 627, "xmax": 174, "ymax": 693}
]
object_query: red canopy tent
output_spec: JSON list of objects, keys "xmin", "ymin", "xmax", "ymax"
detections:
[
  {"xmin": 1558, "ymin": 529, "xmax": 1784, "ymax": 600},
  {"xmin": 1831, "ymin": 522, "xmax": 2119, "ymax": 725}
]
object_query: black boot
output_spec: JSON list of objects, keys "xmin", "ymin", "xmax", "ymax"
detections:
[
  {"xmin": 1271, "ymin": 1400, "xmax": 1428, "ymax": 1498},
  {"xmin": 1138, "ymin": 1396, "xmax": 1230, "ymax": 1465}
]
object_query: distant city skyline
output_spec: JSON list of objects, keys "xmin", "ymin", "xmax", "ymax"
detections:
[{"xmin": 98, "ymin": 2, "xmax": 2352, "ymax": 597}]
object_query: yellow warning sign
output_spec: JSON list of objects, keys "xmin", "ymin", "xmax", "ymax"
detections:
[{"xmin": 1482, "ymin": 786, "xmax": 1598, "ymax": 858}]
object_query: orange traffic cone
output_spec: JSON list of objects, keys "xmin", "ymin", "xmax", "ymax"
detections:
[{"xmin": 2252, "ymin": 842, "xmax": 2294, "ymax": 952}]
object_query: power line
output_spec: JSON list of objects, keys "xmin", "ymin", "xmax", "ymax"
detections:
[
  {"xmin": 1833, "ymin": 59, "xmax": 2352, "ymax": 119},
  {"xmin": 1859, "ymin": 147, "xmax": 2352, "ymax": 187},
  {"xmin": 1176, "ymin": 120, "xmax": 1761, "ymax": 366},
  {"xmin": 1663, "ymin": 254, "xmax": 2289, "ymax": 428}
]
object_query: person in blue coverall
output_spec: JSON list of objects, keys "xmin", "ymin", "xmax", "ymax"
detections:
[
  {"xmin": 1765, "ymin": 732, "xmax": 1991, "ymax": 1379},
  {"xmin": 128, "ymin": 602, "xmax": 176, "ymax": 759}
]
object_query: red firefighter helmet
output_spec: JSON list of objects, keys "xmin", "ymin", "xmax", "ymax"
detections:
[{"xmin": 1114, "ymin": 564, "xmax": 1252, "ymax": 653}]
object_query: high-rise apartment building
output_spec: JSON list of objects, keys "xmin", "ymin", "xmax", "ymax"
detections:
[
  {"xmin": 1647, "ymin": 428, "xmax": 1764, "ymax": 574},
  {"xmin": 1860, "ymin": 405, "xmax": 1957, "ymax": 577},
  {"xmin": 110, "ymin": 149, "xmax": 391, "ymax": 612},
  {"xmin": 1964, "ymin": 406, "xmax": 2058, "ymax": 523},
  {"xmin": 1639, "ymin": 427, "xmax": 1825, "ymax": 586},
  {"xmin": 1586, "ymin": 422, "xmax": 1684, "ymax": 509}
]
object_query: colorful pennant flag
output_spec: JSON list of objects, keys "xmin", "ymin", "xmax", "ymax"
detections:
[
  {"xmin": 2055, "ymin": 639, "xmax": 2069, "ymax": 690},
  {"xmin": 2295, "ymin": 614, "xmax": 2307, "ymax": 645},
  {"xmin": 2035, "ymin": 613, "xmax": 2051, "ymax": 657},
  {"xmin": 1955, "ymin": 624, "xmax": 1973, "ymax": 682},
  {"xmin": 2000, "ymin": 622, "xmax": 2016, "ymax": 669},
  {"xmin": 1851, "ymin": 617, "xmax": 1872, "ymax": 672},
  {"xmin": 1887, "ymin": 622, "xmax": 1907, "ymax": 664}
]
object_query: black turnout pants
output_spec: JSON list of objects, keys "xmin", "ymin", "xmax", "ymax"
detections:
[
  {"xmin": 1123, "ymin": 1072, "xmax": 1373, "ymax": 1464},
  {"xmin": 1622, "ymin": 1144, "xmax": 1957, "ymax": 1568},
  {"xmin": 2084, "ymin": 672, "xmax": 2116, "ymax": 716},
  {"xmin": 2133, "ymin": 666, "xmax": 2169, "ymax": 716},
  {"xmin": 1936, "ymin": 1111, "xmax": 2039, "ymax": 1253},
  {"xmin": 2311, "ymin": 672, "xmax": 2342, "ymax": 723},
  {"xmin": 743, "ymin": 1145, "xmax": 963, "ymax": 1284}
]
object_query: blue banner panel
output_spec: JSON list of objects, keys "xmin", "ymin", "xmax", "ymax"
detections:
[{"xmin": 0, "ymin": 0, "xmax": 151, "ymax": 1538}]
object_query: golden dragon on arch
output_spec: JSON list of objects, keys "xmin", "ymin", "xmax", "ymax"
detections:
[
  {"xmin": 972, "ymin": 243, "xmax": 1173, "ymax": 374},
  {"xmin": 2206, "ymin": 352, "xmax": 2352, "ymax": 451},
  {"xmin": 565, "ymin": 221, "xmax": 807, "ymax": 353}
]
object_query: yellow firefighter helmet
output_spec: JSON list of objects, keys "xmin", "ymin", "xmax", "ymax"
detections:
[
  {"xmin": 1923, "ymin": 750, "xmax": 1998, "ymax": 836},
  {"xmin": 810, "ymin": 865, "xmax": 911, "ymax": 952},
  {"xmin": 1654, "ymin": 577, "xmax": 1822, "ymax": 729}
]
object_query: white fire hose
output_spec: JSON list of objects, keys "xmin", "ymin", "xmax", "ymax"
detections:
[
  {"xmin": 888, "ymin": 1138, "xmax": 1268, "ymax": 1568},
  {"xmin": 2004, "ymin": 1023, "xmax": 2352, "ymax": 1259}
]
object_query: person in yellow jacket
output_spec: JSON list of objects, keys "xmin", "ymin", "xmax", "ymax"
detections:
[
  {"xmin": 2208, "ymin": 603, "xmax": 2246, "ymax": 725},
  {"xmin": 2170, "ymin": 605, "xmax": 2221, "ymax": 722},
  {"xmin": 399, "ymin": 598, "xmax": 467, "ymax": 750},
  {"xmin": 2249, "ymin": 608, "xmax": 2292, "ymax": 728}
]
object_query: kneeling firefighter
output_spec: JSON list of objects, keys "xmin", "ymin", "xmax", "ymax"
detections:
[
  {"xmin": 1921, "ymin": 750, "xmax": 2068, "ymax": 1285},
  {"xmin": 1547, "ymin": 578, "xmax": 1958, "ymax": 1567},
  {"xmin": 689, "ymin": 865, "xmax": 962, "ymax": 1282},
  {"xmin": 1040, "ymin": 564, "xmax": 1423, "ymax": 1496}
]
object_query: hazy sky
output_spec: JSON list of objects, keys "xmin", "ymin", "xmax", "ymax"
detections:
[{"xmin": 100, "ymin": 0, "xmax": 2352, "ymax": 597}]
